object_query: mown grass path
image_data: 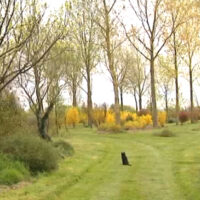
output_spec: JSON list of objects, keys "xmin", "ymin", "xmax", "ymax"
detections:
[{"xmin": 1, "ymin": 123, "xmax": 200, "ymax": 200}]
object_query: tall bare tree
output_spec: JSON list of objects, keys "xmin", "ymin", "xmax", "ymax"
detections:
[
  {"xmin": 68, "ymin": 0, "xmax": 99, "ymax": 127},
  {"xmin": 157, "ymin": 56, "xmax": 174, "ymax": 120},
  {"xmin": 180, "ymin": 18, "xmax": 200, "ymax": 123},
  {"xmin": 123, "ymin": 0, "xmax": 181, "ymax": 127},
  {"xmin": 96, "ymin": 0, "xmax": 124, "ymax": 125},
  {"xmin": 166, "ymin": 0, "xmax": 193, "ymax": 124}
]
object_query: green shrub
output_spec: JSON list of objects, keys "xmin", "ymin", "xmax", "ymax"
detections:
[
  {"xmin": 125, "ymin": 114, "xmax": 133, "ymax": 122},
  {"xmin": 98, "ymin": 123, "xmax": 122, "ymax": 133},
  {"xmin": 0, "ymin": 153, "xmax": 30, "ymax": 185},
  {"xmin": 154, "ymin": 129, "xmax": 175, "ymax": 137},
  {"xmin": 0, "ymin": 134, "xmax": 60, "ymax": 173},
  {"xmin": 168, "ymin": 118, "xmax": 176, "ymax": 123},
  {"xmin": 53, "ymin": 140, "xmax": 74, "ymax": 157}
]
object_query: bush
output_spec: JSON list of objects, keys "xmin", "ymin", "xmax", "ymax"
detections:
[
  {"xmin": 124, "ymin": 121, "xmax": 135, "ymax": 130},
  {"xmin": 124, "ymin": 114, "xmax": 152, "ymax": 130},
  {"xmin": 168, "ymin": 118, "xmax": 176, "ymax": 123},
  {"xmin": 158, "ymin": 112, "xmax": 167, "ymax": 127},
  {"xmin": 66, "ymin": 107, "xmax": 80, "ymax": 128},
  {"xmin": 92, "ymin": 107, "xmax": 105, "ymax": 127},
  {"xmin": 125, "ymin": 114, "xmax": 133, "ymax": 122},
  {"xmin": 179, "ymin": 111, "xmax": 189, "ymax": 124},
  {"xmin": 98, "ymin": 123, "xmax": 122, "ymax": 133},
  {"xmin": 0, "ymin": 153, "xmax": 30, "ymax": 185},
  {"xmin": 190, "ymin": 108, "xmax": 200, "ymax": 122},
  {"xmin": 53, "ymin": 140, "xmax": 74, "ymax": 158},
  {"xmin": 79, "ymin": 112, "xmax": 88, "ymax": 126},
  {"xmin": 155, "ymin": 129, "xmax": 175, "ymax": 137},
  {"xmin": 137, "ymin": 109, "xmax": 150, "ymax": 116},
  {"xmin": 0, "ymin": 134, "xmax": 60, "ymax": 173},
  {"xmin": 105, "ymin": 111, "xmax": 115, "ymax": 124},
  {"xmin": 0, "ymin": 91, "xmax": 27, "ymax": 137}
]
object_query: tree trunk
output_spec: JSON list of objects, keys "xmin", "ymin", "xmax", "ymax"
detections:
[
  {"xmin": 104, "ymin": 2, "xmax": 120, "ymax": 125},
  {"xmin": 120, "ymin": 86, "xmax": 124, "ymax": 111},
  {"xmin": 86, "ymin": 67, "xmax": 93, "ymax": 128},
  {"xmin": 139, "ymin": 93, "xmax": 142, "ymax": 111},
  {"xmin": 165, "ymin": 89, "xmax": 169, "ymax": 122},
  {"xmin": 113, "ymin": 81, "xmax": 120, "ymax": 124},
  {"xmin": 150, "ymin": 58, "xmax": 158, "ymax": 127},
  {"xmin": 36, "ymin": 103, "xmax": 54, "ymax": 141},
  {"xmin": 54, "ymin": 103, "xmax": 59, "ymax": 135},
  {"xmin": 134, "ymin": 90, "xmax": 138, "ymax": 113},
  {"xmin": 72, "ymin": 79, "xmax": 77, "ymax": 107},
  {"xmin": 173, "ymin": 32, "xmax": 180, "ymax": 125},
  {"xmin": 189, "ymin": 62, "xmax": 194, "ymax": 123}
]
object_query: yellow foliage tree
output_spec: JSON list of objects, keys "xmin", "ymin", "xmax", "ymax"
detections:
[
  {"xmin": 66, "ymin": 107, "xmax": 80, "ymax": 128},
  {"xmin": 158, "ymin": 112, "xmax": 167, "ymax": 127}
]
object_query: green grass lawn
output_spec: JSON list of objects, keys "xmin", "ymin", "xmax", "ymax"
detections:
[{"xmin": 1, "ymin": 123, "xmax": 200, "ymax": 200}]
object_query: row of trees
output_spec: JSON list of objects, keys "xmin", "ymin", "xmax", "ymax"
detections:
[{"xmin": 1, "ymin": 0, "xmax": 200, "ymax": 139}]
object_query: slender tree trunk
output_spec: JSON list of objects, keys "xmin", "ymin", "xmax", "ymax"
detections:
[
  {"xmin": 189, "ymin": 61, "xmax": 194, "ymax": 123},
  {"xmin": 72, "ymin": 79, "xmax": 77, "ymax": 107},
  {"xmin": 150, "ymin": 57, "xmax": 158, "ymax": 127},
  {"xmin": 54, "ymin": 103, "xmax": 59, "ymax": 135},
  {"xmin": 173, "ymin": 32, "xmax": 180, "ymax": 125},
  {"xmin": 37, "ymin": 114, "xmax": 51, "ymax": 140},
  {"xmin": 36, "ymin": 103, "xmax": 54, "ymax": 141},
  {"xmin": 113, "ymin": 80, "xmax": 120, "ymax": 124},
  {"xmin": 120, "ymin": 86, "xmax": 124, "ymax": 111},
  {"xmin": 104, "ymin": 2, "xmax": 120, "ymax": 125},
  {"xmin": 86, "ymin": 67, "xmax": 93, "ymax": 128},
  {"xmin": 134, "ymin": 89, "xmax": 138, "ymax": 113},
  {"xmin": 165, "ymin": 89, "xmax": 169, "ymax": 122},
  {"xmin": 139, "ymin": 93, "xmax": 142, "ymax": 111}
]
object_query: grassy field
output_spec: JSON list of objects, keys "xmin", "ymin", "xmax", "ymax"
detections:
[{"xmin": 1, "ymin": 123, "xmax": 200, "ymax": 200}]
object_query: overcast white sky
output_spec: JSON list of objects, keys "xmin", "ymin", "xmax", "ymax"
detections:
[{"xmin": 44, "ymin": 0, "xmax": 195, "ymax": 109}]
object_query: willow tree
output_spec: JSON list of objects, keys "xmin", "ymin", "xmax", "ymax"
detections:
[
  {"xmin": 0, "ymin": 0, "xmax": 44, "ymax": 93},
  {"xmin": 18, "ymin": 5, "xmax": 67, "ymax": 140}
]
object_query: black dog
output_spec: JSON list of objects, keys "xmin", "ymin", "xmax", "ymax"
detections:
[{"xmin": 121, "ymin": 152, "xmax": 131, "ymax": 166}]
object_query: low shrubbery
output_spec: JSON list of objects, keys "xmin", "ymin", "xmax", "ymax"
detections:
[
  {"xmin": 0, "ymin": 134, "xmax": 60, "ymax": 173},
  {"xmin": 53, "ymin": 140, "xmax": 74, "ymax": 158},
  {"xmin": 66, "ymin": 107, "xmax": 80, "ymax": 128},
  {"xmin": 154, "ymin": 129, "xmax": 175, "ymax": 137},
  {"xmin": 137, "ymin": 109, "xmax": 150, "ymax": 116},
  {"xmin": 124, "ymin": 114, "xmax": 152, "ymax": 130},
  {"xmin": 0, "ymin": 153, "xmax": 30, "ymax": 185},
  {"xmin": 168, "ymin": 118, "xmax": 176, "ymax": 123},
  {"xmin": 98, "ymin": 123, "xmax": 122, "ymax": 133},
  {"xmin": 158, "ymin": 112, "xmax": 167, "ymax": 127}
]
